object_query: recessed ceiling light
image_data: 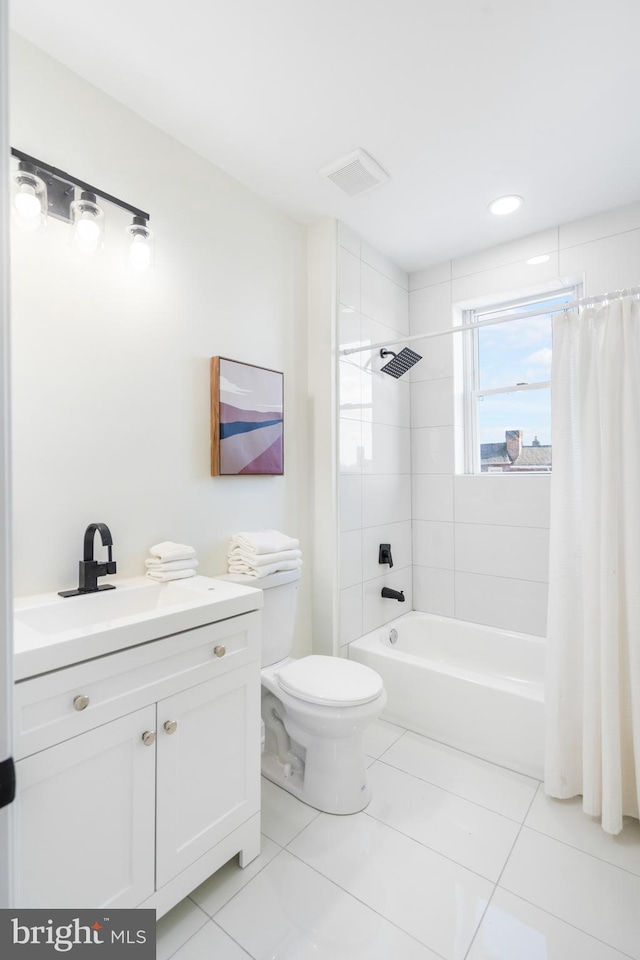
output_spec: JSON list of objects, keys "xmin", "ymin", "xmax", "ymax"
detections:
[
  {"xmin": 527, "ymin": 254, "xmax": 550, "ymax": 265},
  {"xmin": 488, "ymin": 195, "xmax": 523, "ymax": 216}
]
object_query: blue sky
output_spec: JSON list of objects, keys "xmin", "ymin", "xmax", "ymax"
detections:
[{"xmin": 475, "ymin": 294, "xmax": 571, "ymax": 446}]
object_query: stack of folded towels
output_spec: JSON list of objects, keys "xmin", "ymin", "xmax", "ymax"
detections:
[
  {"xmin": 145, "ymin": 541, "xmax": 198, "ymax": 582},
  {"xmin": 228, "ymin": 530, "xmax": 302, "ymax": 578}
]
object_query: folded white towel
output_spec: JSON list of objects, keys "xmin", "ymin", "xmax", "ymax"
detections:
[
  {"xmin": 145, "ymin": 558, "xmax": 199, "ymax": 572},
  {"xmin": 230, "ymin": 530, "xmax": 299, "ymax": 556},
  {"xmin": 228, "ymin": 557, "xmax": 303, "ymax": 579},
  {"xmin": 149, "ymin": 541, "xmax": 197, "ymax": 562},
  {"xmin": 228, "ymin": 547, "xmax": 302, "ymax": 567},
  {"xmin": 146, "ymin": 568, "xmax": 197, "ymax": 582}
]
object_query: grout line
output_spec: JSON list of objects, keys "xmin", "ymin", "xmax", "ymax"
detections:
[
  {"xmin": 210, "ymin": 919, "xmax": 255, "ymax": 959},
  {"xmin": 158, "ymin": 900, "xmax": 210, "ymax": 960},
  {"xmin": 283, "ymin": 845, "xmax": 450, "ymax": 960},
  {"xmin": 461, "ymin": 780, "xmax": 541, "ymax": 960},
  {"xmin": 519, "ymin": 821, "xmax": 640, "ymax": 881},
  {"xmin": 373, "ymin": 753, "xmax": 535, "ymax": 826}
]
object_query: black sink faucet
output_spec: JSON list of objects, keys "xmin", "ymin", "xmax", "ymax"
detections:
[{"xmin": 59, "ymin": 523, "xmax": 117, "ymax": 598}]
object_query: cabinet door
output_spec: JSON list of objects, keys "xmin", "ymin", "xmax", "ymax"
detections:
[
  {"xmin": 16, "ymin": 706, "xmax": 156, "ymax": 909},
  {"xmin": 155, "ymin": 663, "xmax": 260, "ymax": 888}
]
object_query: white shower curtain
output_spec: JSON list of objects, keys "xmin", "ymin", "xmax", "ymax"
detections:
[{"xmin": 545, "ymin": 294, "xmax": 640, "ymax": 835}]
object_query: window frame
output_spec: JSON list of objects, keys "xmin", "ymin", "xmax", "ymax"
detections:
[{"xmin": 462, "ymin": 287, "xmax": 579, "ymax": 475}]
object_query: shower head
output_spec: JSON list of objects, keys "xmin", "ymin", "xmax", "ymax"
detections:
[{"xmin": 379, "ymin": 347, "xmax": 422, "ymax": 378}]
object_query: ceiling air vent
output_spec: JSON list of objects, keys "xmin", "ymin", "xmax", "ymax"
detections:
[{"xmin": 320, "ymin": 148, "xmax": 389, "ymax": 198}]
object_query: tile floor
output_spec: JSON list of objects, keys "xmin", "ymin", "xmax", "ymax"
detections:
[{"xmin": 157, "ymin": 720, "xmax": 640, "ymax": 960}]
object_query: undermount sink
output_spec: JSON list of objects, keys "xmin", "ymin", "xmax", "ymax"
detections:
[{"xmin": 13, "ymin": 575, "xmax": 263, "ymax": 681}]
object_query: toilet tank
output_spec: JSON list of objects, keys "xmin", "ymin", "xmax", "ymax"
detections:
[{"xmin": 218, "ymin": 568, "xmax": 300, "ymax": 667}]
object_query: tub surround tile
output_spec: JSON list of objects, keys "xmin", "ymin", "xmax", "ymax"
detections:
[
  {"xmin": 524, "ymin": 790, "xmax": 640, "ymax": 877},
  {"xmin": 412, "ymin": 566, "xmax": 455, "ymax": 617},
  {"xmin": 339, "ymin": 246, "xmax": 361, "ymax": 311},
  {"xmin": 410, "ymin": 377, "xmax": 454, "ymax": 428},
  {"xmin": 362, "ymin": 718, "xmax": 405, "ymax": 759},
  {"xmin": 454, "ymin": 571, "xmax": 548, "ymax": 637},
  {"xmin": 361, "ymin": 474, "xmax": 412, "ymax": 527},
  {"xmin": 339, "ymin": 360, "xmax": 364, "ymax": 421},
  {"xmin": 409, "ymin": 281, "xmax": 452, "ymax": 335},
  {"xmin": 339, "ymin": 418, "xmax": 363, "ymax": 474},
  {"xmin": 338, "ymin": 305, "xmax": 362, "ymax": 350},
  {"xmin": 410, "ymin": 262, "xmax": 451, "ymax": 290},
  {"xmin": 170, "ymin": 921, "xmax": 252, "ymax": 960},
  {"xmin": 338, "ymin": 222, "xmax": 361, "ymax": 257},
  {"xmin": 412, "ymin": 426, "xmax": 455, "ymax": 474},
  {"xmin": 156, "ymin": 897, "xmax": 209, "ymax": 960},
  {"xmin": 339, "ymin": 475, "xmax": 362, "ymax": 532},
  {"xmin": 288, "ymin": 812, "xmax": 492, "ymax": 959},
  {"xmin": 216, "ymin": 850, "xmax": 442, "ymax": 960},
  {"xmin": 499, "ymin": 828, "xmax": 640, "ymax": 959},
  {"xmin": 451, "ymin": 256, "xmax": 560, "ymax": 307},
  {"xmin": 366, "ymin": 762, "xmax": 521, "ymax": 881},
  {"xmin": 189, "ymin": 835, "xmax": 281, "ymax": 918},
  {"xmin": 413, "ymin": 520, "xmax": 454, "ymax": 570},
  {"xmin": 340, "ymin": 530, "xmax": 362, "ymax": 589},
  {"xmin": 559, "ymin": 201, "xmax": 640, "ymax": 249},
  {"xmin": 361, "ymin": 263, "xmax": 409, "ymax": 334},
  {"xmin": 455, "ymin": 523, "xmax": 550, "ymax": 583},
  {"xmin": 559, "ymin": 229, "xmax": 640, "ymax": 299},
  {"xmin": 368, "ymin": 371, "xmax": 411, "ymax": 427},
  {"xmin": 451, "ymin": 228, "xmax": 558, "ymax": 280},
  {"xmin": 412, "ymin": 474, "xmax": 454, "ymax": 522},
  {"xmin": 382, "ymin": 731, "xmax": 539, "ymax": 823},
  {"xmin": 260, "ymin": 778, "xmax": 320, "ymax": 848},
  {"xmin": 361, "ymin": 241, "xmax": 409, "ymax": 289},
  {"xmin": 467, "ymin": 888, "xmax": 631, "ymax": 960},
  {"xmin": 454, "ymin": 474, "xmax": 550, "ymax": 528},
  {"xmin": 365, "ymin": 422, "xmax": 411, "ymax": 475}
]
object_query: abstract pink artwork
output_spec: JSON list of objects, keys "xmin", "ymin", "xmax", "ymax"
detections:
[{"xmin": 210, "ymin": 357, "xmax": 284, "ymax": 476}]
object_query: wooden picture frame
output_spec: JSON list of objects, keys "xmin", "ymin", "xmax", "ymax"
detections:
[{"xmin": 210, "ymin": 357, "xmax": 284, "ymax": 476}]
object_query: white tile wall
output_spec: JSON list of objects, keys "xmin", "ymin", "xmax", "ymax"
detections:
[
  {"xmin": 406, "ymin": 201, "xmax": 640, "ymax": 638},
  {"xmin": 339, "ymin": 232, "xmax": 412, "ymax": 641}
]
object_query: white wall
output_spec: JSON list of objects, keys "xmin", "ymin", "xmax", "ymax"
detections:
[
  {"xmin": 338, "ymin": 225, "xmax": 412, "ymax": 649},
  {"xmin": 410, "ymin": 202, "xmax": 640, "ymax": 636},
  {"xmin": 9, "ymin": 36, "xmax": 311, "ymax": 652}
]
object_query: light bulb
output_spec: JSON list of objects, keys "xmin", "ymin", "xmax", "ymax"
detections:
[
  {"xmin": 76, "ymin": 216, "xmax": 101, "ymax": 242},
  {"xmin": 126, "ymin": 216, "xmax": 153, "ymax": 272},
  {"xmin": 70, "ymin": 191, "xmax": 104, "ymax": 252},
  {"xmin": 11, "ymin": 162, "xmax": 47, "ymax": 231},
  {"xmin": 129, "ymin": 237, "xmax": 152, "ymax": 270},
  {"xmin": 14, "ymin": 184, "xmax": 41, "ymax": 219}
]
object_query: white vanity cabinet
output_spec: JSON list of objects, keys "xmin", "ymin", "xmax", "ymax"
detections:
[{"xmin": 14, "ymin": 608, "xmax": 261, "ymax": 917}]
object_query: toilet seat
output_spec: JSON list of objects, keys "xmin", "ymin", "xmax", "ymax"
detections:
[{"xmin": 277, "ymin": 655, "xmax": 384, "ymax": 707}]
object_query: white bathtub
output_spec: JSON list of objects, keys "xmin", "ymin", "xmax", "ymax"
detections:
[{"xmin": 349, "ymin": 611, "xmax": 545, "ymax": 779}]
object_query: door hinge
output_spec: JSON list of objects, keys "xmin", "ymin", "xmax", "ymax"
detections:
[{"xmin": 0, "ymin": 756, "xmax": 16, "ymax": 809}]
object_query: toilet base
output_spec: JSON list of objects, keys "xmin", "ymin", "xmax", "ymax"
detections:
[{"xmin": 260, "ymin": 738, "xmax": 372, "ymax": 815}]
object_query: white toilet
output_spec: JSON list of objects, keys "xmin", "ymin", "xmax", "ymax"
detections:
[{"xmin": 227, "ymin": 568, "xmax": 386, "ymax": 814}]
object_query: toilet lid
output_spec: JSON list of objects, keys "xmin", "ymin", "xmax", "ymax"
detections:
[{"xmin": 277, "ymin": 655, "xmax": 384, "ymax": 707}]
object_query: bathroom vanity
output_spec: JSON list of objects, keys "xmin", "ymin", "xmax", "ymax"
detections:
[{"xmin": 12, "ymin": 576, "xmax": 263, "ymax": 917}]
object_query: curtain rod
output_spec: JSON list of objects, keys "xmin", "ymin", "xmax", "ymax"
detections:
[{"xmin": 339, "ymin": 285, "xmax": 640, "ymax": 357}]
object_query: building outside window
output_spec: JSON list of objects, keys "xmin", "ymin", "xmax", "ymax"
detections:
[{"xmin": 462, "ymin": 289, "xmax": 578, "ymax": 473}]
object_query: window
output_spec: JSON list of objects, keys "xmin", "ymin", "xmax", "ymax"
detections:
[{"xmin": 462, "ymin": 289, "xmax": 577, "ymax": 474}]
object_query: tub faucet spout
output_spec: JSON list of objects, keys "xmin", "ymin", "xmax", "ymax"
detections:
[{"xmin": 381, "ymin": 587, "xmax": 405, "ymax": 602}]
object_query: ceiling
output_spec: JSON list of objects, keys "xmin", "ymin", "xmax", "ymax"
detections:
[{"xmin": 9, "ymin": 0, "xmax": 640, "ymax": 272}]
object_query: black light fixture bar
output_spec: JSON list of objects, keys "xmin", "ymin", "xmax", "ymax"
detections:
[{"xmin": 11, "ymin": 147, "xmax": 150, "ymax": 221}]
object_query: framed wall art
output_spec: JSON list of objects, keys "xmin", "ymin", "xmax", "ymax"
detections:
[{"xmin": 210, "ymin": 357, "xmax": 284, "ymax": 476}]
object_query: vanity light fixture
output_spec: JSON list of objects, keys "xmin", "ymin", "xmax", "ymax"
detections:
[
  {"xmin": 488, "ymin": 194, "xmax": 523, "ymax": 216},
  {"xmin": 10, "ymin": 147, "xmax": 152, "ymax": 268}
]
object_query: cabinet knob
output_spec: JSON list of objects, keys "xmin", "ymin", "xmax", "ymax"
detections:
[
  {"xmin": 164, "ymin": 720, "xmax": 178, "ymax": 735},
  {"xmin": 141, "ymin": 731, "xmax": 156, "ymax": 746},
  {"xmin": 213, "ymin": 645, "xmax": 226, "ymax": 658},
  {"xmin": 73, "ymin": 695, "xmax": 90, "ymax": 711}
]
